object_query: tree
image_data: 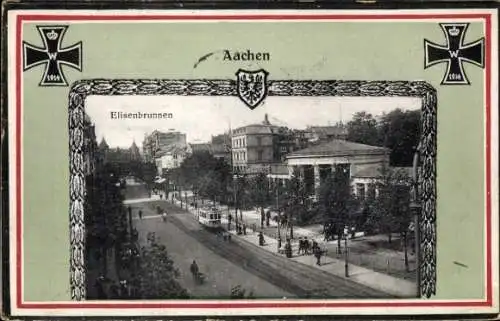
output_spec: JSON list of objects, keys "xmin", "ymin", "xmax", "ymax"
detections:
[
  {"xmin": 85, "ymin": 163, "xmax": 128, "ymax": 285},
  {"xmin": 318, "ymin": 165, "xmax": 359, "ymax": 252},
  {"xmin": 133, "ymin": 240, "xmax": 189, "ymax": 299},
  {"xmin": 368, "ymin": 165, "xmax": 412, "ymax": 270},
  {"xmin": 346, "ymin": 112, "xmax": 380, "ymax": 146},
  {"xmin": 198, "ymin": 171, "xmax": 221, "ymax": 205},
  {"xmin": 379, "ymin": 109, "xmax": 421, "ymax": 166},
  {"xmin": 176, "ymin": 151, "xmax": 231, "ymax": 204},
  {"xmin": 282, "ymin": 174, "xmax": 309, "ymax": 239},
  {"xmin": 249, "ymin": 172, "xmax": 270, "ymax": 213}
]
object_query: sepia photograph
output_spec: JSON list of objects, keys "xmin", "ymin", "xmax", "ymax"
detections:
[{"xmin": 80, "ymin": 95, "xmax": 423, "ymax": 300}]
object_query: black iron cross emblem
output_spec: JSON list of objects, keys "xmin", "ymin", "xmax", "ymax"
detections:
[
  {"xmin": 424, "ymin": 23, "xmax": 484, "ymax": 85},
  {"xmin": 23, "ymin": 26, "xmax": 82, "ymax": 86}
]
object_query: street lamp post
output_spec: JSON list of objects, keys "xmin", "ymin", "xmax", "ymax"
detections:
[
  {"xmin": 344, "ymin": 226, "xmax": 349, "ymax": 277},
  {"xmin": 276, "ymin": 185, "xmax": 281, "ymax": 251},
  {"xmin": 234, "ymin": 173, "xmax": 239, "ymax": 232}
]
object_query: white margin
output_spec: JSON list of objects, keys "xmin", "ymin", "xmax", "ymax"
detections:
[{"xmin": 7, "ymin": 8, "xmax": 499, "ymax": 317}]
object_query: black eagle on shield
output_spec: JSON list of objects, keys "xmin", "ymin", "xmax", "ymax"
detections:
[{"xmin": 236, "ymin": 69, "xmax": 269, "ymax": 109}]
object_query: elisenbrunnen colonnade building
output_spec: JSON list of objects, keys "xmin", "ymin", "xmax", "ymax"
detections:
[{"xmin": 269, "ymin": 139, "xmax": 391, "ymax": 199}]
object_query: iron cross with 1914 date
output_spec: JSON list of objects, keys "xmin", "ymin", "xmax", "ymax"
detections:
[
  {"xmin": 424, "ymin": 23, "xmax": 484, "ymax": 85},
  {"xmin": 23, "ymin": 26, "xmax": 82, "ymax": 86}
]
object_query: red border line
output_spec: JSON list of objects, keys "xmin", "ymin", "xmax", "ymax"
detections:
[
  {"xmin": 484, "ymin": 14, "xmax": 492, "ymax": 306},
  {"xmin": 16, "ymin": 14, "xmax": 23, "ymax": 310},
  {"xmin": 15, "ymin": 12, "xmax": 493, "ymax": 310},
  {"xmin": 18, "ymin": 13, "xmax": 491, "ymax": 21}
]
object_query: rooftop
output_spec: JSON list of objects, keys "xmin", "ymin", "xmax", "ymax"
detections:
[
  {"xmin": 268, "ymin": 163, "xmax": 289, "ymax": 176},
  {"xmin": 307, "ymin": 125, "xmax": 347, "ymax": 137},
  {"xmin": 189, "ymin": 142, "xmax": 212, "ymax": 153},
  {"xmin": 232, "ymin": 114, "xmax": 278, "ymax": 135},
  {"xmin": 286, "ymin": 139, "xmax": 389, "ymax": 158},
  {"xmin": 156, "ymin": 143, "xmax": 189, "ymax": 157},
  {"xmin": 352, "ymin": 165, "xmax": 413, "ymax": 178}
]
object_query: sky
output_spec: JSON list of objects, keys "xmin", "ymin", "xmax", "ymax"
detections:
[{"xmin": 86, "ymin": 95, "xmax": 421, "ymax": 148}]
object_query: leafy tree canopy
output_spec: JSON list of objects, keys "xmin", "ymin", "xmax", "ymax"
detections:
[
  {"xmin": 133, "ymin": 241, "xmax": 189, "ymax": 299},
  {"xmin": 346, "ymin": 109, "xmax": 421, "ymax": 167}
]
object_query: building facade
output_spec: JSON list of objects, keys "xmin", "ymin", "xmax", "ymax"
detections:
[
  {"xmin": 231, "ymin": 114, "xmax": 277, "ymax": 173},
  {"xmin": 155, "ymin": 144, "xmax": 190, "ymax": 175},
  {"xmin": 142, "ymin": 130, "xmax": 187, "ymax": 162},
  {"xmin": 211, "ymin": 133, "xmax": 231, "ymax": 163},
  {"xmin": 304, "ymin": 124, "xmax": 348, "ymax": 143},
  {"xmin": 284, "ymin": 139, "xmax": 390, "ymax": 199},
  {"xmin": 129, "ymin": 141, "xmax": 141, "ymax": 162},
  {"xmin": 273, "ymin": 127, "xmax": 309, "ymax": 162},
  {"xmin": 83, "ymin": 114, "xmax": 98, "ymax": 176}
]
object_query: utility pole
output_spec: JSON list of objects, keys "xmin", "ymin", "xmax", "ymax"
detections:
[
  {"xmin": 276, "ymin": 185, "xmax": 281, "ymax": 250},
  {"xmin": 344, "ymin": 225, "xmax": 349, "ymax": 277},
  {"xmin": 234, "ymin": 173, "xmax": 239, "ymax": 232},
  {"xmin": 127, "ymin": 205, "xmax": 133, "ymax": 236}
]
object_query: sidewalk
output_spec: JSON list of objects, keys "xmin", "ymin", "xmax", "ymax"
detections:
[{"xmin": 177, "ymin": 197, "xmax": 417, "ymax": 298}]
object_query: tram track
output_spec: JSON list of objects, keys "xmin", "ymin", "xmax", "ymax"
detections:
[{"xmin": 166, "ymin": 210, "xmax": 394, "ymax": 299}]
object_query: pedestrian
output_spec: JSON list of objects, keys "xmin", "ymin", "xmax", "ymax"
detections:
[
  {"xmin": 312, "ymin": 240, "xmax": 318, "ymax": 252},
  {"xmin": 109, "ymin": 284, "xmax": 119, "ymax": 299},
  {"xmin": 119, "ymin": 279, "xmax": 129, "ymax": 298},
  {"xmin": 95, "ymin": 276, "xmax": 107, "ymax": 299},
  {"xmin": 243, "ymin": 223, "xmax": 247, "ymax": 235},
  {"xmin": 266, "ymin": 210, "xmax": 271, "ymax": 227},
  {"xmin": 298, "ymin": 237, "xmax": 303, "ymax": 255},
  {"xmin": 190, "ymin": 260, "xmax": 199, "ymax": 282},
  {"xmin": 304, "ymin": 237, "xmax": 310, "ymax": 255},
  {"xmin": 313, "ymin": 242, "xmax": 322, "ymax": 266},
  {"xmin": 258, "ymin": 231, "xmax": 265, "ymax": 246},
  {"xmin": 285, "ymin": 239, "xmax": 292, "ymax": 258},
  {"xmin": 139, "ymin": 210, "xmax": 143, "ymax": 219}
]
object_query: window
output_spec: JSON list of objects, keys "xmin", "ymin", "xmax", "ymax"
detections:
[
  {"xmin": 367, "ymin": 183, "xmax": 376, "ymax": 199},
  {"xmin": 356, "ymin": 183, "xmax": 366, "ymax": 200},
  {"xmin": 257, "ymin": 150, "xmax": 263, "ymax": 161}
]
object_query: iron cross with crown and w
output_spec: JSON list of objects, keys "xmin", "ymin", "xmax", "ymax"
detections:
[
  {"xmin": 424, "ymin": 23, "xmax": 484, "ymax": 85},
  {"xmin": 23, "ymin": 26, "xmax": 82, "ymax": 86}
]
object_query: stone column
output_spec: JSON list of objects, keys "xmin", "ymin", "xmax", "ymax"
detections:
[
  {"xmin": 288, "ymin": 165, "xmax": 294, "ymax": 178},
  {"xmin": 314, "ymin": 164, "xmax": 321, "ymax": 199},
  {"xmin": 299, "ymin": 166, "xmax": 305, "ymax": 181},
  {"xmin": 364, "ymin": 183, "xmax": 369, "ymax": 200}
]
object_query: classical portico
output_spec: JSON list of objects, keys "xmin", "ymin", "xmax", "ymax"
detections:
[{"xmin": 285, "ymin": 139, "xmax": 390, "ymax": 198}]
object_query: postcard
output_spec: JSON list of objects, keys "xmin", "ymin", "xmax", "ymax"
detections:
[{"xmin": 3, "ymin": 7, "xmax": 499, "ymax": 317}]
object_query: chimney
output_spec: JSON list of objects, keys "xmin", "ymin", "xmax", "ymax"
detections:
[{"xmin": 264, "ymin": 113, "xmax": 270, "ymax": 125}]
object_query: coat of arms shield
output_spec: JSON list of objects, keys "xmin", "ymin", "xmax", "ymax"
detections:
[{"xmin": 236, "ymin": 69, "xmax": 269, "ymax": 109}]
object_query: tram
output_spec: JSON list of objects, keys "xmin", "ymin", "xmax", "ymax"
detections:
[{"xmin": 197, "ymin": 206, "xmax": 222, "ymax": 230}]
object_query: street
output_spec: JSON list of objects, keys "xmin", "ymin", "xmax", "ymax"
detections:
[{"xmin": 126, "ymin": 183, "xmax": 392, "ymax": 299}]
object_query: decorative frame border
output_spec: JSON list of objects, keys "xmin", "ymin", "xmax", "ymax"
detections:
[{"xmin": 68, "ymin": 78, "xmax": 437, "ymax": 301}]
